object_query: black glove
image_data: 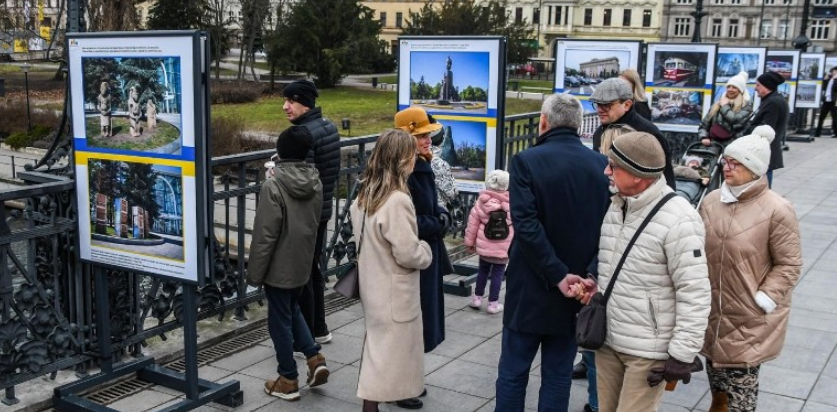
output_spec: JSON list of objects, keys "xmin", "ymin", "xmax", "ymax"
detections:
[
  {"xmin": 438, "ymin": 211, "xmax": 452, "ymax": 237},
  {"xmin": 647, "ymin": 355, "xmax": 702, "ymax": 387}
]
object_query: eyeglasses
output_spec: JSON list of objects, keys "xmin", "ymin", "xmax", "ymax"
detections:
[
  {"xmin": 720, "ymin": 157, "xmax": 740, "ymax": 170},
  {"xmin": 606, "ymin": 161, "xmax": 620, "ymax": 172},
  {"xmin": 591, "ymin": 100, "xmax": 623, "ymax": 112}
]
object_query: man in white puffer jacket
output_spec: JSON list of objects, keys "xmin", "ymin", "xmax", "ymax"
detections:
[{"xmin": 595, "ymin": 132, "xmax": 711, "ymax": 412}]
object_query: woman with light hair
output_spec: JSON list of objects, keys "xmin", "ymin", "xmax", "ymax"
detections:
[
  {"xmin": 352, "ymin": 129, "xmax": 432, "ymax": 412},
  {"xmin": 698, "ymin": 71, "xmax": 753, "ymax": 147},
  {"xmin": 620, "ymin": 69, "xmax": 651, "ymax": 120}
]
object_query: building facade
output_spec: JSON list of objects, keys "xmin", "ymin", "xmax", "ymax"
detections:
[
  {"xmin": 661, "ymin": 0, "xmax": 837, "ymax": 53},
  {"xmin": 1, "ymin": 0, "xmax": 64, "ymax": 55},
  {"xmin": 362, "ymin": 0, "xmax": 438, "ymax": 54},
  {"xmin": 484, "ymin": 0, "xmax": 664, "ymax": 57}
]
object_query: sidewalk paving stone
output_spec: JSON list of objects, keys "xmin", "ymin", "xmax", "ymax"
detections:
[{"xmin": 14, "ymin": 137, "xmax": 831, "ymax": 411}]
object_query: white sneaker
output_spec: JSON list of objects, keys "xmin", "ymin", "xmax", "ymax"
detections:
[
  {"xmin": 469, "ymin": 295, "xmax": 483, "ymax": 309},
  {"xmin": 314, "ymin": 333, "xmax": 333, "ymax": 344},
  {"xmin": 487, "ymin": 301, "xmax": 504, "ymax": 314}
]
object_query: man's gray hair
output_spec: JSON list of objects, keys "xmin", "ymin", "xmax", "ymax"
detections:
[{"xmin": 541, "ymin": 93, "xmax": 582, "ymax": 130}]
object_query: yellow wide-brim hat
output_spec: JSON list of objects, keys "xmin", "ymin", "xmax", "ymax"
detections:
[{"xmin": 394, "ymin": 107, "xmax": 443, "ymax": 136}]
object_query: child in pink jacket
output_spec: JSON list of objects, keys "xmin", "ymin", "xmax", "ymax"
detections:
[{"xmin": 464, "ymin": 169, "xmax": 513, "ymax": 314}]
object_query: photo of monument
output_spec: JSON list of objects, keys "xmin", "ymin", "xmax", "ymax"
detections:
[
  {"xmin": 88, "ymin": 159, "xmax": 185, "ymax": 261},
  {"xmin": 799, "ymin": 56, "xmax": 822, "ymax": 81},
  {"xmin": 561, "ymin": 50, "xmax": 630, "ymax": 95},
  {"xmin": 716, "ymin": 51, "xmax": 761, "ymax": 83},
  {"xmin": 82, "ymin": 57, "xmax": 183, "ymax": 155},
  {"xmin": 434, "ymin": 119, "xmax": 488, "ymax": 182},
  {"xmin": 409, "ymin": 51, "xmax": 490, "ymax": 114}
]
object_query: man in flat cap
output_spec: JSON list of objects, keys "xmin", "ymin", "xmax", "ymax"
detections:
[
  {"xmin": 595, "ymin": 132, "xmax": 710, "ymax": 412},
  {"xmin": 747, "ymin": 71, "xmax": 788, "ymax": 187},
  {"xmin": 281, "ymin": 79, "xmax": 340, "ymax": 344},
  {"xmin": 590, "ymin": 78, "xmax": 675, "ymax": 189}
]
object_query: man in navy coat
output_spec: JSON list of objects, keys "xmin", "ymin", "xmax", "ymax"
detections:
[{"xmin": 495, "ymin": 93, "xmax": 611, "ymax": 412}]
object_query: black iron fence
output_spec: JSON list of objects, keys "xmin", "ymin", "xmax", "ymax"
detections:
[{"xmin": 0, "ymin": 111, "xmax": 701, "ymax": 405}]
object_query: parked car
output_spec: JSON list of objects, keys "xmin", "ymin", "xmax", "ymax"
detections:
[
  {"xmin": 509, "ymin": 63, "xmax": 538, "ymax": 76},
  {"xmin": 564, "ymin": 76, "xmax": 581, "ymax": 87}
]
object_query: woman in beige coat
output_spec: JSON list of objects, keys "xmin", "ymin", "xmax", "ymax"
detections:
[
  {"xmin": 698, "ymin": 125, "xmax": 802, "ymax": 412},
  {"xmin": 351, "ymin": 129, "xmax": 433, "ymax": 412}
]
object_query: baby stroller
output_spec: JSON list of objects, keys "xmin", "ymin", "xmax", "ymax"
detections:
[{"xmin": 674, "ymin": 141, "xmax": 724, "ymax": 208}]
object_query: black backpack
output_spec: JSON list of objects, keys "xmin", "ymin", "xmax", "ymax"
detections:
[{"xmin": 483, "ymin": 210, "xmax": 510, "ymax": 240}]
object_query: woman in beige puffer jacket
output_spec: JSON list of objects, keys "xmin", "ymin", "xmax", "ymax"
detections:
[{"xmin": 698, "ymin": 125, "xmax": 802, "ymax": 412}]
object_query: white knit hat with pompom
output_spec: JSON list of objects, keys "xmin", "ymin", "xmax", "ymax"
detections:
[
  {"xmin": 723, "ymin": 125, "xmax": 775, "ymax": 176},
  {"xmin": 726, "ymin": 71, "xmax": 751, "ymax": 102},
  {"xmin": 485, "ymin": 169, "xmax": 510, "ymax": 192}
]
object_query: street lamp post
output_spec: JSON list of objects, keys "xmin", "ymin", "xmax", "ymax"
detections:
[
  {"xmin": 691, "ymin": 0, "xmax": 708, "ymax": 43},
  {"xmin": 21, "ymin": 62, "xmax": 31, "ymax": 132}
]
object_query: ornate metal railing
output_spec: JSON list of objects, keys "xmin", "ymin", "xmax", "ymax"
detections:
[{"xmin": 0, "ymin": 109, "xmax": 700, "ymax": 405}]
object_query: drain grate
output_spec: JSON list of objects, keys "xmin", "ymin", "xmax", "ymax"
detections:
[{"xmin": 75, "ymin": 294, "xmax": 358, "ymax": 407}]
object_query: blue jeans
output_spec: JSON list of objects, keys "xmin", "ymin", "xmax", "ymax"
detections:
[
  {"xmin": 265, "ymin": 285, "xmax": 321, "ymax": 380},
  {"xmin": 582, "ymin": 351, "xmax": 598, "ymax": 411},
  {"xmin": 495, "ymin": 327, "xmax": 577, "ymax": 412},
  {"xmin": 475, "ymin": 258, "xmax": 505, "ymax": 302}
]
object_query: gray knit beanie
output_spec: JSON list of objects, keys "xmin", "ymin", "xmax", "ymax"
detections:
[{"xmin": 608, "ymin": 132, "xmax": 666, "ymax": 179}]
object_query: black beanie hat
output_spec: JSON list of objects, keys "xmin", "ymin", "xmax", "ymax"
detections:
[
  {"xmin": 277, "ymin": 125, "xmax": 314, "ymax": 161},
  {"xmin": 282, "ymin": 80, "xmax": 319, "ymax": 108},
  {"xmin": 757, "ymin": 71, "xmax": 785, "ymax": 90}
]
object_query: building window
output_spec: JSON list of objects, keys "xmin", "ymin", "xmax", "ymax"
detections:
[
  {"xmin": 810, "ymin": 19, "xmax": 831, "ymax": 39},
  {"xmin": 379, "ymin": 12, "xmax": 386, "ymax": 27},
  {"xmin": 396, "ymin": 12, "xmax": 403, "ymax": 28},
  {"xmin": 778, "ymin": 19, "xmax": 790, "ymax": 39},
  {"xmin": 603, "ymin": 9, "xmax": 612, "ymax": 26},
  {"xmin": 515, "ymin": 7, "xmax": 523, "ymax": 24},
  {"xmin": 713, "ymin": 0, "xmax": 724, "ymax": 4},
  {"xmin": 555, "ymin": 6, "xmax": 562, "ymax": 25},
  {"xmin": 623, "ymin": 9, "xmax": 632, "ymax": 26},
  {"xmin": 728, "ymin": 18, "xmax": 739, "ymax": 37},
  {"xmin": 533, "ymin": 7, "xmax": 540, "ymax": 24},
  {"xmin": 730, "ymin": 0, "xmax": 742, "ymax": 4},
  {"xmin": 675, "ymin": 0, "xmax": 693, "ymax": 3},
  {"xmin": 711, "ymin": 18, "xmax": 723, "ymax": 37},
  {"xmin": 814, "ymin": 0, "xmax": 834, "ymax": 4},
  {"xmin": 761, "ymin": 19, "xmax": 773, "ymax": 38},
  {"xmin": 643, "ymin": 10, "xmax": 652, "ymax": 27},
  {"xmin": 784, "ymin": 0, "xmax": 793, "ymax": 4},
  {"xmin": 764, "ymin": 0, "xmax": 775, "ymax": 4},
  {"xmin": 674, "ymin": 17, "xmax": 691, "ymax": 36},
  {"xmin": 584, "ymin": 8, "xmax": 593, "ymax": 25}
]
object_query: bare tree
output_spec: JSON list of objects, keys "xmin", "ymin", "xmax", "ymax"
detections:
[
  {"xmin": 88, "ymin": 0, "xmax": 140, "ymax": 31},
  {"xmin": 237, "ymin": 0, "xmax": 269, "ymax": 82},
  {"xmin": 206, "ymin": 0, "xmax": 234, "ymax": 80}
]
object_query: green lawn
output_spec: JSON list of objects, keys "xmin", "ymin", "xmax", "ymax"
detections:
[
  {"xmin": 357, "ymin": 75, "xmax": 398, "ymax": 84},
  {"xmin": 513, "ymin": 79, "xmax": 555, "ymax": 90},
  {"xmin": 212, "ymin": 87, "xmax": 541, "ymax": 137}
]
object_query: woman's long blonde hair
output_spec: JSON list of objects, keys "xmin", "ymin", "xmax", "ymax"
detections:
[
  {"xmin": 620, "ymin": 69, "xmax": 648, "ymax": 103},
  {"xmin": 357, "ymin": 129, "xmax": 416, "ymax": 215},
  {"xmin": 600, "ymin": 124, "xmax": 637, "ymax": 156},
  {"xmin": 708, "ymin": 87, "xmax": 746, "ymax": 118}
]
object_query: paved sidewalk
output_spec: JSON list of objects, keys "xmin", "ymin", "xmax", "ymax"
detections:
[{"xmin": 31, "ymin": 135, "xmax": 837, "ymax": 412}]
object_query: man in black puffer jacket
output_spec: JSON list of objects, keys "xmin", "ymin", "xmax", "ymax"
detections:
[{"xmin": 282, "ymin": 80, "xmax": 341, "ymax": 344}]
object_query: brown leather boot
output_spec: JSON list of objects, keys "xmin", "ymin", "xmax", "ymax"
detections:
[
  {"xmin": 264, "ymin": 376, "xmax": 300, "ymax": 401},
  {"xmin": 306, "ymin": 353, "xmax": 330, "ymax": 387},
  {"xmin": 708, "ymin": 391, "xmax": 729, "ymax": 412}
]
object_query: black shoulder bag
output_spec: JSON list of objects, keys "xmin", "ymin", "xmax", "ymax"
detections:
[
  {"xmin": 334, "ymin": 214, "xmax": 365, "ymax": 300},
  {"xmin": 576, "ymin": 193, "xmax": 677, "ymax": 350}
]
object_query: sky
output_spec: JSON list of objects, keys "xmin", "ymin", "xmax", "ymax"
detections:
[
  {"xmin": 410, "ymin": 51, "xmax": 490, "ymax": 90},
  {"xmin": 563, "ymin": 50, "xmax": 631, "ymax": 72},
  {"xmin": 444, "ymin": 119, "xmax": 487, "ymax": 148}
]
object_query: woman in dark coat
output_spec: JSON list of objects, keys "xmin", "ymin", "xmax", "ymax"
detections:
[
  {"xmin": 392, "ymin": 107, "xmax": 451, "ymax": 409},
  {"xmin": 395, "ymin": 106, "xmax": 451, "ymax": 351}
]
